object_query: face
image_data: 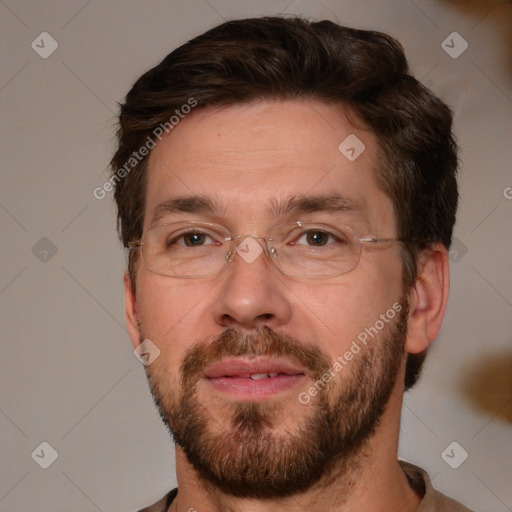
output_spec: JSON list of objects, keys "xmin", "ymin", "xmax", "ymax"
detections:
[{"xmin": 127, "ymin": 100, "xmax": 408, "ymax": 498}]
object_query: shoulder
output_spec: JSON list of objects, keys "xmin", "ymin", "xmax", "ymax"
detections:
[
  {"xmin": 399, "ymin": 460, "xmax": 475, "ymax": 512},
  {"xmin": 136, "ymin": 488, "xmax": 178, "ymax": 512},
  {"xmin": 138, "ymin": 465, "xmax": 477, "ymax": 512}
]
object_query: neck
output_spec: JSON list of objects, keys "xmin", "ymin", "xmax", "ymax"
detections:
[{"xmin": 170, "ymin": 381, "xmax": 421, "ymax": 512}]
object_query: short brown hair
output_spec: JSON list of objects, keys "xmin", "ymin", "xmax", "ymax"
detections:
[{"xmin": 110, "ymin": 16, "xmax": 459, "ymax": 390}]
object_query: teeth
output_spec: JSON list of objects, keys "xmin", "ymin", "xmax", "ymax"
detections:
[
  {"xmin": 231, "ymin": 373, "xmax": 282, "ymax": 379},
  {"xmin": 250, "ymin": 373, "xmax": 270, "ymax": 380}
]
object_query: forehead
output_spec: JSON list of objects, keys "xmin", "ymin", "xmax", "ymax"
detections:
[{"xmin": 144, "ymin": 100, "xmax": 396, "ymax": 233}]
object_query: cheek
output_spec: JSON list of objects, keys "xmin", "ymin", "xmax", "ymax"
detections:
[
  {"xmin": 134, "ymin": 274, "xmax": 215, "ymax": 362},
  {"xmin": 281, "ymin": 286, "xmax": 361, "ymax": 381},
  {"xmin": 289, "ymin": 257, "xmax": 403, "ymax": 359},
  {"xmin": 358, "ymin": 245, "xmax": 404, "ymax": 298},
  {"xmin": 292, "ymin": 283, "xmax": 361, "ymax": 337}
]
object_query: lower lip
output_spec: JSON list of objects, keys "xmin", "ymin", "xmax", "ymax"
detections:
[{"xmin": 206, "ymin": 374, "xmax": 307, "ymax": 400}]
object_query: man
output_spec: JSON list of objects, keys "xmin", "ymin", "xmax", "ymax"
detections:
[{"xmin": 110, "ymin": 16, "xmax": 473, "ymax": 512}]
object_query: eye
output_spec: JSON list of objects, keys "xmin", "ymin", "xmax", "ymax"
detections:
[
  {"xmin": 168, "ymin": 231, "xmax": 219, "ymax": 248},
  {"xmin": 294, "ymin": 229, "xmax": 338, "ymax": 247}
]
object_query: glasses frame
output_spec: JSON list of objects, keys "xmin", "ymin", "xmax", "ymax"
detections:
[{"xmin": 128, "ymin": 220, "xmax": 409, "ymax": 279}]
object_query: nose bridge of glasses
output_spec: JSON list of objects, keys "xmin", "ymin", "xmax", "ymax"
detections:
[{"xmin": 226, "ymin": 234, "xmax": 275, "ymax": 265}]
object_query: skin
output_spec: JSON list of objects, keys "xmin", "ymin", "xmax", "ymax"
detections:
[{"xmin": 124, "ymin": 100, "xmax": 450, "ymax": 512}]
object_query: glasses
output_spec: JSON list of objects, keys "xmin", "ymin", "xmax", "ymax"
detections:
[{"xmin": 128, "ymin": 220, "xmax": 407, "ymax": 279}]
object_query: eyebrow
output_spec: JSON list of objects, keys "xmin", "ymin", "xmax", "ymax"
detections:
[
  {"xmin": 150, "ymin": 196, "xmax": 217, "ymax": 226},
  {"xmin": 149, "ymin": 193, "xmax": 366, "ymax": 226},
  {"xmin": 268, "ymin": 194, "xmax": 363, "ymax": 218}
]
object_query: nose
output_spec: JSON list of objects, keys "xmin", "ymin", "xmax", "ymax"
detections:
[{"xmin": 211, "ymin": 237, "xmax": 293, "ymax": 330}]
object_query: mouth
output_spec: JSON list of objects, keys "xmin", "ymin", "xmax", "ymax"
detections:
[{"xmin": 203, "ymin": 357, "xmax": 308, "ymax": 400}]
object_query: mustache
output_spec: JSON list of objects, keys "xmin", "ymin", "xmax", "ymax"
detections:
[{"xmin": 180, "ymin": 325, "xmax": 332, "ymax": 384}]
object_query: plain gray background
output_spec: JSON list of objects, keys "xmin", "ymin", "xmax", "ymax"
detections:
[{"xmin": 1, "ymin": 0, "xmax": 511, "ymax": 511}]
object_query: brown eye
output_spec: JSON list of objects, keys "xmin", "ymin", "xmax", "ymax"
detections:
[
  {"xmin": 295, "ymin": 230, "xmax": 336, "ymax": 247},
  {"xmin": 182, "ymin": 233, "xmax": 207, "ymax": 247},
  {"xmin": 166, "ymin": 232, "xmax": 216, "ymax": 248},
  {"xmin": 305, "ymin": 231, "xmax": 329, "ymax": 246}
]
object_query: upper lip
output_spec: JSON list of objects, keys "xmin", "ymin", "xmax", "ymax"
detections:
[{"xmin": 204, "ymin": 357, "xmax": 307, "ymax": 378}]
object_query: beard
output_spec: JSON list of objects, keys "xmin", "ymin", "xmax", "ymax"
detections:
[{"xmin": 143, "ymin": 298, "xmax": 409, "ymax": 499}]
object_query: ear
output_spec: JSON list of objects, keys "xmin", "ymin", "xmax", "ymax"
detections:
[
  {"xmin": 124, "ymin": 269, "xmax": 141, "ymax": 350},
  {"xmin": 405, "ymin": 243, "xmax": 450, "ymax": 354}
]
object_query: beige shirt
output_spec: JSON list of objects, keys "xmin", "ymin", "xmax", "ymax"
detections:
[{"xmin": 137, "ymin": 460, "xmax": 474, "ymax": 512}]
